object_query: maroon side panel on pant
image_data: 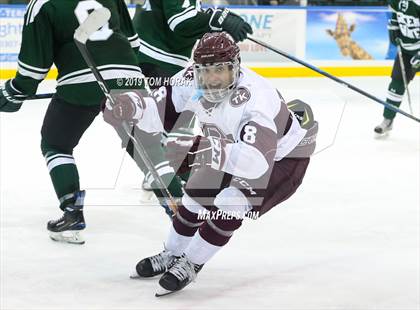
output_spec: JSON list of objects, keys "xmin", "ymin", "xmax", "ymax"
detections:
[
  {"xmin": 256, "ymin": 157, "xmax": 310, "ymax": 216},
  {"xmin": 183, "ymin": 158, "xmax": 310, "ymax": 217}
]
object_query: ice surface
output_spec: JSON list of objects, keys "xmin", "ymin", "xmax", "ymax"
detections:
[{"xmin": 1, "ymin": 76, "xmax": 419, "ymax": 309}]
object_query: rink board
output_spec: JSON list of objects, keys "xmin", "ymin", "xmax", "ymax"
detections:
[{"xmin": 1, "ymin": 5, "xmax": 415, "ymax": 79}]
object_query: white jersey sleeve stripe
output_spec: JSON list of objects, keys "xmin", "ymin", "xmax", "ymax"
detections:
[
  {"xmin": 130, "ymin": 38, "xmax": 141, "ymax": 48},
  {"xmin": 168, "ymin": 7, "xmax": 198, "ymax": 31},
  {"xmin": 57, "ymin": 69, "xmax": 144, "ymax": 86},
  {"xmin": 17, "ymin": 66, "xmax": 47, "ymax": 80},
  {"xmin": 26, "ymin": 0, "xmax": 49, "ymax": 25},
  {"xmin": 167, "ymin": 6, "xmax": 194, "ymax": 26},
  {"xmin": 18, "ymin": 60, "xmax": 50, "ymax": 73},
  {"xmin": 25, "ymin": 0, "xmax": 38, "ymax": 25}
]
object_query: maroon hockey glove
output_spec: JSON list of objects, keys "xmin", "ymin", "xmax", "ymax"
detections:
[
  {"xmin": 166, "ymin": 136, "xmax": 227, "ymax": 174},
  {"xmin": 102, "ymin": 91, "xmax": 145, "ymax": 127}
]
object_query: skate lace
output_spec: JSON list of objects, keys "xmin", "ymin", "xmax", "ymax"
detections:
[
  {"xmin": 150, "ymin": 252, "xmax": 173, "ymax": 273},
  {"xmin": 50, "ymin": 207, "xmax": 81, "ymax": 225},
  {"xmin": 50, "ymin": 214, "xmax": 66, "ymax": 225},
  {"xmin": 169, "ymin": 255, "xmax": 198, "ymax": 282}
]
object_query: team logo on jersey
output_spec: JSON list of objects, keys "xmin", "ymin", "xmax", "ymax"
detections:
[
  {"xmin": 399, "ymin": 0, "xmax": 409, "ymax": 12},
  {"xmin": 183, "ymin": 66, "xmax": 194, "ymax": 80},
  {"xmin": 230, "ymin": 87, "xmax": 251, "ymax": 107}
]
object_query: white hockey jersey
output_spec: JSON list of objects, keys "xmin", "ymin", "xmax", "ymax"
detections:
[{"xmin": 136, "ymin": 66, "xmax": 307, "ymax": 180}]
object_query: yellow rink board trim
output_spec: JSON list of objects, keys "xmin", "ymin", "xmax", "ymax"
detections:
[
  {"xmin": 1, "ymin": 66, "xmax": 418, "ymax": 79},
  {"xmin": 251, "ymin": 66, "xmax": 395, "ymax": 77},
  {"xmin": 0, "ymin": 69, "xmax": 59, "ymax": 80}
]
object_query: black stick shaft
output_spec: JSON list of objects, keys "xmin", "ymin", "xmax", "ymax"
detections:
[
  {"xmin": 28, "ymin": 93, "xmax": 54, "ymax": 100},
  {"xmin": 248, "ymin": 37, "xmax": 419, "ymax": 123},
  {"xmin": 74, "ymin": 39, "xmax": 178, "ymax": 213}
]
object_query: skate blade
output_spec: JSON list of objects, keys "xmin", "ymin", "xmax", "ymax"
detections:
[
  {"xmin": 139, "ymin": 190, "xmax": 157, "ymax": 204},
  {"xmin": 130, "ymin": 274, "xmax": 157, "ymax": 280},
  {"xmin": 49, "ymin": 231, "xmax": 85, "ymax": 245},
  {"xmin": 141, "ymin": 183, "xmax": 154, "ymax": 192},
  {"xmin": 129, "ymin": 271, "xmax": 161, "ymax": 280},
  {"xmin": 374, "ymin": 131, "xmax": 391, "ymax": 139},
  {"xmin": 129, "ymin": 271, "xmax": 141, "ymax": 279},
  {"xmin": 155, "ymin": 285, "xmax": 177, "ymax": 297}
]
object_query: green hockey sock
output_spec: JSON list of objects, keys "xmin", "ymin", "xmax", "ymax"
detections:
[
  {"xmin": 41, "ymin": 142, "xmax": 80, "ymax": 209},
  {"xmin": 383, "ymin": 79, "xmax": 404, "ymax": 120}
]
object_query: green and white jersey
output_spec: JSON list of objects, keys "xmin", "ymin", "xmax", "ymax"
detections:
[
  {"xmin": 133, "ymin": 0, "xmax": 212, "ymax": 74},
  {"xmin": 389, "ymin": 0, "xmax": 420, "ymax": 55},
  {"xmin": 13, "ymin": 0, "xmax": 143, "ymax": 106}
]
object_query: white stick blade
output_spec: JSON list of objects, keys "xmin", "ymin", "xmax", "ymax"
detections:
[{"xmin": 74, "ymin": 7, "xmax": 111, "ymax": 44}]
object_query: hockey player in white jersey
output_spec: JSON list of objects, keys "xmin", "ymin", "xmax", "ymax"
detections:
[{"xmin": 103, "ymin": 32, "xmax": 318, "ymax": 296}]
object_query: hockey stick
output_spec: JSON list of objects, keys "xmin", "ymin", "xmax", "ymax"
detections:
[
  {"xmin": 73, "ymin": 8, "xmax": 178, "ymax": 214},
  {"xmin": 396, "ymin": 39, "xmax": 413, "ymax": 114},
  {"xmin": 28, "ymin": 93, "xmax": 54, "ymax": 100},
  {"xmin": 248, "ymin": 36, "xmax": 420, "ymax": 123}
]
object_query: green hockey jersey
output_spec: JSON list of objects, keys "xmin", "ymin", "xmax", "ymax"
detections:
[
  {"xmin": 132, "ymin": 0, "xmax": 213, "ymax": 74},
  {"xmin": 13, "ymin": 0, "xmax": 143, "ymax": 106},
  {"xmin": 389, "ymin": 0, "xmax": 420, "ymax": 55}
]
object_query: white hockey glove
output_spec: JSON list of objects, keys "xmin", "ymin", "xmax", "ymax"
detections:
[{"xmin": 166, "ymin": 136, "xmax": 227, "ymax": 174}]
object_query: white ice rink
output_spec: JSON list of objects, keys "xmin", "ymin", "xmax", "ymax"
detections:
[{"xmin": 1, "ymin": 76, "xmax": 419, "ymax": 310}]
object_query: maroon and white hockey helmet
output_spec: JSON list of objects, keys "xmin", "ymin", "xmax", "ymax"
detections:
[{"xmin": 193, "ymin": 32, "xmax": 241, "ymax": 103}]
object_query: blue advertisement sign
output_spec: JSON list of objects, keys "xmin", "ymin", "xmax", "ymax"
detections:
[
  {"xmin": 0, "ymin": 6, "xmax": 26, "ymax": 63},
  {"xmin": 306, "ymin": 8, "xmax": 396, "ymax": 60}
]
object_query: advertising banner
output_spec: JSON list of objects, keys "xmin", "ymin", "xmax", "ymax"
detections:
[
  {"xmin": 0, "ymin": 5, "xmax": 399, "ymax": 78},
  {"xmin": 306, "ymin": 8, "xmax": 395, "ymax": 61},
  {"xmin": 0, "ymin": 6, "xmax": 304, "ymax": 68},
  {"xmin": 0, "ymin": 5, "xmax": 25, "ymax": 64},
  {"xmin": 231, "ymin": 8, "xmax": 305, "ymax": 63}
]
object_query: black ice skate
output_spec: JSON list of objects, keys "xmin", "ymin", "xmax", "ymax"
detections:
[
  {"xmin": 155, "ymin": 254, "xmax": 203, "ymax": 297},
  {"xmin": 374, "ymin": 118, "xmax": 393, "ymax": 136},
  {"xmin": 130, "ymin": 249, "xmax": 176, "ymax": 279},
  {"xmin": 47, "ymin": 190, "xmax": 86, "ymax": 245}
]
